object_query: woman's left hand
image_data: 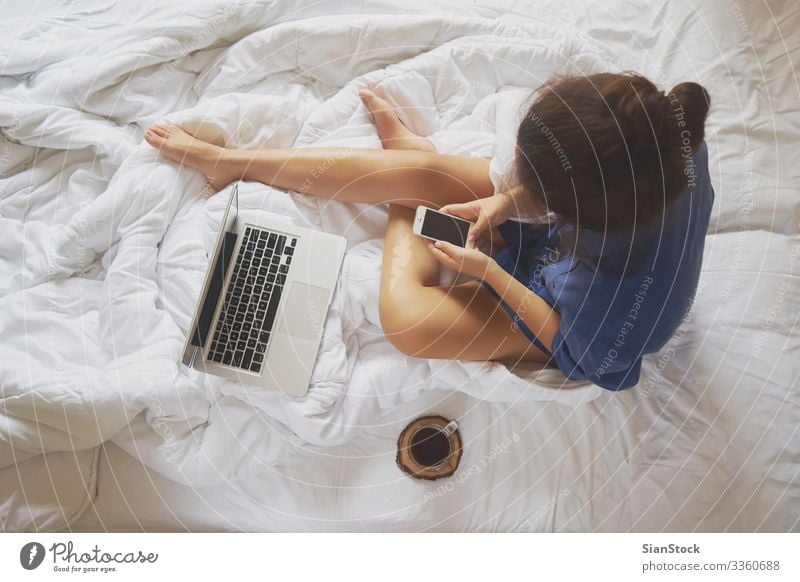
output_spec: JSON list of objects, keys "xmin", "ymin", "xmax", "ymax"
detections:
[{"xmin": 427, "ymin": 240, "xmax": 496, "ymax": 280}]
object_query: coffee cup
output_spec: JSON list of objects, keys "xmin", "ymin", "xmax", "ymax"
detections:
[
  {"xmin": 409, "ymin": 420, "xmax": 458, "ymax": 468},
  {"xmin": 396, "ymin": 416, "xmax": 463, "ymax": 480}
]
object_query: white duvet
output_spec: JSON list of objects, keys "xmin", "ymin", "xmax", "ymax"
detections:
[
  {"xmin": 1, "ymin": 0, "xmax": 798, "ymax": 532},
  {"xmin": 0, "ymin": 0, "xmax": 605, "ymax": 487}
]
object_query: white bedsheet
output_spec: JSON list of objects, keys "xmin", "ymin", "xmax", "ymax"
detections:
[{"xmin": 1, "ymin": 0, "xmax": 798, "ymax": 532}]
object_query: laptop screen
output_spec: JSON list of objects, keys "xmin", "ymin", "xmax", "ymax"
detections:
[{"xmin": 188, "ymin": 186, "xmax": 239, "ymax": 349}]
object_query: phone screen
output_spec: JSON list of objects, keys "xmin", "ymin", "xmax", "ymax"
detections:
[{"xmin": 420, "ymin": 209, "xmax": 471, "ymax": 247}]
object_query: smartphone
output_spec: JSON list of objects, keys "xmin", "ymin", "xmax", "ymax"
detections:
[{"xmin": 413, "ymin": 206, "xmax": 473, "ymax": 248}]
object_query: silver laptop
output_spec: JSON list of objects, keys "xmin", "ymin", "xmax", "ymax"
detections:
[{"xmin": 181, "ymin": 183, "xmax": 346, "ymax": 396}]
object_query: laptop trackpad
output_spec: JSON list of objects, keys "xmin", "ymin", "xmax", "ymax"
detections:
[{"xmin": 278, "ymin": 282, "xmax": 329, "ymax": 341}]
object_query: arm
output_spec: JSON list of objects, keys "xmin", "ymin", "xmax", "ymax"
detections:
[
  {"xmin": 440, "ymin": 185, "xmax": 542, "ymax": 247},
  {"xmin": 221, "ymin": 147, "xmax": 494, "ymax": 208},
  {"xmin": 427, "ymin": 241, "xmax": 561, "ymax": 352},
  {"xmin": 482, "ymin": 262, "xmax": 561, "ymax": 352}
]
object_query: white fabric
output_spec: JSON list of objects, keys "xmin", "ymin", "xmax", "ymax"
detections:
[
  {"xmin": 0, "ymin": 0, "xmax": 604, "ymax": 494},
  {"xmin": 1, "ymin": 0, "xmax": 798, "ymax": 532},
  {"xmin": 0, "ymin": 447, "xmax": 99, "ymax": 532}
]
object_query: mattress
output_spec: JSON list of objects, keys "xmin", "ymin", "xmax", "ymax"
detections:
[{"xmin": 1, "ymin": 0, "xmax": 798, "ymax": 532}]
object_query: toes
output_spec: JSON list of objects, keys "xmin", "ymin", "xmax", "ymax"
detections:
[
  {"xmin": 148, "ymin": 124, "xmax": 168, "ymax": 138},
  {"xmin": 150, "ymin": 123, "xmax": 184, "ymax": 138},
  {"xmin": 358, "ymin": 89, "xmax": 380, "ymax": 112},
  {"xmin": 360, "ymin": 90, "xmax": 392, "ymax": 114},
  {"xmin": 373, "ymin": 85, "xmax": 388, "ymax": 99},
  {"xmin": 144, "ymin": 129, "xmax": 163, "ymax": 146},
  {"xmin": 360, "ymin": 89, "xmax": 403, "ymax": 130}
]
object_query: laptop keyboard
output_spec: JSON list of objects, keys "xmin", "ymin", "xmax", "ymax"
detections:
[{"xmin": 207, "ymin": 226, "xmax": 297, "ymax": 373}]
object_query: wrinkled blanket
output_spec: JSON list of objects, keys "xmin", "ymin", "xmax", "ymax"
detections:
[{"xmin": 1, "ymin": 0, "xmax": 610, "ymax": 486}]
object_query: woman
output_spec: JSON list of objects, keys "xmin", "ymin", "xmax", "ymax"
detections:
[{"xmin": 145, "ymin": 72, "xmax": 713, "ymax": 390}]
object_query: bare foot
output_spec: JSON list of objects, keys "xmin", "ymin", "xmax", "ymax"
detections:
[
  {"xmin": 358, "ymin": 88, "xmax": 435, "ymax": 153},
  {"xmin": 144, "ymin": 124, "xmax": 238, "ymax": 190}
]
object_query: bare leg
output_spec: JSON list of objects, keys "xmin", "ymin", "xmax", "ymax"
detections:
[
  {"xmin": 144, "ymin": 91, "xmax": 493, "ymax": 209},
  {"xmin": 351, "ymin": 92, "xmax": 545, "ymax": 362},
  {"xmin": 379, "ymin": 205, "xmax": 547, "ymax": 362},
  {"xmin": 359, "ymin": 86, "xmax": 437, "ymax": 153}
]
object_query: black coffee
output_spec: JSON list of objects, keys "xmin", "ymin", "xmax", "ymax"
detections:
[{"xmin": 410, "ymin": 427, "xmax": 451, "ymax": 467}]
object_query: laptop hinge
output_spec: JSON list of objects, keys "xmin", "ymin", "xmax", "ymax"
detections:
[
  {"xmin": 189, "ymin": 230, "xmax": 238, "ymax": 348},
  {"xmin": 182, "ymin": 345, "xmax": 200, "ymax": 368}
]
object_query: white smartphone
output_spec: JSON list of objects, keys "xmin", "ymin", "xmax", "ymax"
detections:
[{"xmin": 413, "ymin": 206, "xmax": 473, "ymax": 248}]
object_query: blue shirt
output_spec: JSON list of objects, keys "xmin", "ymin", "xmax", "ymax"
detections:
[{"xmin": 491, "ymin": 143, "xmax": 714, "ymax": 390}]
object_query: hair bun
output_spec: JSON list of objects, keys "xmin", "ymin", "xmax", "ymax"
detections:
[
  {"xmin": 514, "ymin": 73, "xmax": 709, "ymax": 233},
  {"xmin": 667, "ymin": 82, "xmax": 710, "ymax": 151},
  {"xmin": 607, "ymin": 74, "xmax": 670, "ymax": 153}
]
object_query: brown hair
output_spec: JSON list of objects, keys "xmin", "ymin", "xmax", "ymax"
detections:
[{"xmin": 515, "ymin": 72, "xmax": 710, "ymax": 232}]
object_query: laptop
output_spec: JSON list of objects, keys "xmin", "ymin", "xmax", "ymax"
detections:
[{"xmin": 181, "ymin": 183, "xmax": 346, "ymax": 396}]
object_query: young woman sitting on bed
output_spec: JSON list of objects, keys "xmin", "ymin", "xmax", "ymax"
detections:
[{"xmin": 145, "ymin": 72, "xmax": 712, "ymax": 390}]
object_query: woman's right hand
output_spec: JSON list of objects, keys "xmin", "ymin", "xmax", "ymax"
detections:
[{"xmin": 440, "ymin": 188, "xmax": 518, "ymax": 247}]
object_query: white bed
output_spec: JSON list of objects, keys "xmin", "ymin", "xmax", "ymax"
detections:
[{"xmin": 1, "ymin": 0, "xmax": 798, "ymax": 532}]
